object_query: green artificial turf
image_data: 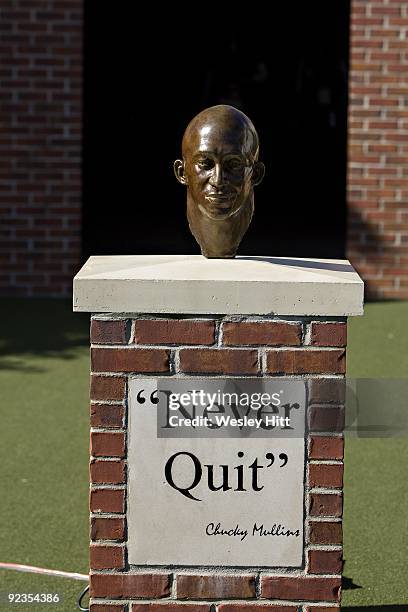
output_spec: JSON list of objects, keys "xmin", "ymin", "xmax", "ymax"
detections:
[
  {"xmin": 0, "ymin": 572, "xmax": 88, "ymax": 611},
  {"xmin": 0, "ymin": 299, "xmax": 407, "ymax": 610},
  {"xmin": 0, "ymin": 299, "xmax": 90, "ymax": 611},
  {"xmin": 343, "ymin": 301, "xmax": 408, "ymax": 608},
  {"xmin": 347, "ymin": 300, "xmax": 408, "ymax": 378}
]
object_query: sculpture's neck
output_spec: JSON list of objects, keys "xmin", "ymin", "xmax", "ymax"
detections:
[{"xmin": 186, "ymin": 193, "xmax": 254, "ymax": 258}]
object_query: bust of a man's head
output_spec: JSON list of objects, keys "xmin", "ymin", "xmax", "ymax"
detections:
[{"xmin": 174, "ymin": 105, "xmax": 264, "ymax": 258}]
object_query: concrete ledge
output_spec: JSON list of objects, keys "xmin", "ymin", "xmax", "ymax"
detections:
[{"xmin": 73, "ymin": 255, "xmax": 364, "ymax": 316}]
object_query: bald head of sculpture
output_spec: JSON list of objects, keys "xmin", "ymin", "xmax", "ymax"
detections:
[
  {"xmin": 174, "ymin": 105, "xmax": 265, "ymax": 257},
  {"xmin": 175, "ymin": 105, "xmax": 264, "ymax": 225}
]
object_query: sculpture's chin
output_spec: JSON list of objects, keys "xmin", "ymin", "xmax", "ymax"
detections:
[{"xmin": 198, "ymin": 202, "xmax": 241, "ymax": 221}]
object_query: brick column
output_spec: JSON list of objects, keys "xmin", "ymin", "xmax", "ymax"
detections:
[
  {"xmin": 0, "ymin": 0, "xmax": 82, "ymax": 297},
  {"xmin": 347, "ymin": 0, "xmax": 408, "ymax": 299},
  {"xmin": 74, "ymin": 255, "xmax": 363, "ymax": 612},
  {"xmin": 88, "ymin": 316, "xmax": 346, "ymax": 611}
]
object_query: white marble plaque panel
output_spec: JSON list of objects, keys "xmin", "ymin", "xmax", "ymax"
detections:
[{"xmin": 127, "ymin": 378, "xmax": 306, "ymax": 567}]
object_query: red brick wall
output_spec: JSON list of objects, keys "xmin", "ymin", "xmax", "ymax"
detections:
[
  {"xmin": 347, "ymin": 0, "xmax": 408, "ymax": 299},
  {"xmin": 89, "ymin": 315, "xmax": 345, "ymax": 610},
  {"xmin": 3, "ymin": 0, "xmax": 406, "ymax": 300},
  {"xmin": 0, "ymin": 0, "xmax": 82, "ymax": 297}
]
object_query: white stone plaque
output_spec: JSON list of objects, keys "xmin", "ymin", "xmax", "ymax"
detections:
[{"xmin": 127, "ymin": 378, "xmax": 306, "ymax": 567}]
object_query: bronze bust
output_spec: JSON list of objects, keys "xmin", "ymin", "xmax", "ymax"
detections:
[{"xmin": 174, "ymin": 105, "xmax": 265, "ymax": 258}]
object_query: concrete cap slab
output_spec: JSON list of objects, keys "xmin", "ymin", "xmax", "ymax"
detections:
[{"xmin": 73, "ymin": 255, "xmax": 364, "ymax": 316}]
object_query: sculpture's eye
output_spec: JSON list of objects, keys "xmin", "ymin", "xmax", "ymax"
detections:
[
  {"xmin": 225, "ymin": 158, "xmax": 245, "ymax": 173},
  {"xmin": 196, "ymin": 158, "xmax": 214, "ymax": 170}
]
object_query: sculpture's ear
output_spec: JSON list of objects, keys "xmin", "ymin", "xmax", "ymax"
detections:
[
  {"xmin": 174, "ymin": 159, "xmax": 188, "ymax": 185},
  {"xmin": 251, "ymin": 161, "xmax": 265, "ymax": 187}
]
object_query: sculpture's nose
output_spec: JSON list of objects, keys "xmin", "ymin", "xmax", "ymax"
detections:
[{"xmin": 209, "ymin": 163, "xmax": 224, "ymax": 187}]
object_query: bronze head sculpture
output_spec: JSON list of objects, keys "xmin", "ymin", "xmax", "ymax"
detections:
[{"xmin": 174, "ymin": 105, "xmax": 265, "ymax": 258}]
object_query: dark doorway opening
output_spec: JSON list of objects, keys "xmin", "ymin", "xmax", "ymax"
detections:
[{"xmin": 83, "ymin": 3, "xmax": 350, "ymax": 260}]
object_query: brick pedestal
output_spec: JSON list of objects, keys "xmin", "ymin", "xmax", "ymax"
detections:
[{"xmin": 74, "ymin": 255, "xmax": 363, "ymax": 612}]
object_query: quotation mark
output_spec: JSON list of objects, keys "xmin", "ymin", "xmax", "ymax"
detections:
[
  {"xmin": 265, "ymin": 452, "xmax": 288, "ymax": 467},
  {"xmin": 136, "ymin": 389, "xmax": 159, "ymax": 404}
]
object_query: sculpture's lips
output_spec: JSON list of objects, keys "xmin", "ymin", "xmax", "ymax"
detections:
[{"xmin": 205, "ymin": 193, "xmax": 233, "ymax": 205}]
